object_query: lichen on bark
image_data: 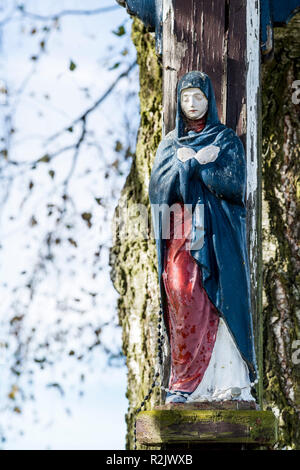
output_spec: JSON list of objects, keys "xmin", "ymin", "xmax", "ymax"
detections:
[
  {"xmin": 110, "ymin": 19, "xmax": 162, "ymax": 449},
  {"xmin": 262, "ymin": 14, "xmax": 300, "ymax": 449}
]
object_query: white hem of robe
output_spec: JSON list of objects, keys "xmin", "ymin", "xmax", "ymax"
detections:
[{"xmin": 187, "ymin": 318, "xmax": 255, "ymax": 402}]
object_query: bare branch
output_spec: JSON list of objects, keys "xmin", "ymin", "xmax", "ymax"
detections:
[
  {"xmin": 63, "ymin": 117, "xmax": 87, "ymax": 191},
  {"xmin": 5, "ymin": 62, "xmax": 136, "ymax": 170},
  {"xmin": 0, "ymin": 0, "xmax": 17, "ymax": 26},
  {"xmin": 47, "ymin": 60, "xmax": 137, "ymax": 143},
  {"xmin": 17, "ymin": 4, "xmax": 119, "ymax": 21}
]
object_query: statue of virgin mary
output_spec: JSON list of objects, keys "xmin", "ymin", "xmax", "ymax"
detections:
[{"xmin": 149, "ymin": 71, "xmax": 257, "ymax": 404}]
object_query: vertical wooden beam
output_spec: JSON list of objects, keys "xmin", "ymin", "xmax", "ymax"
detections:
[
  {"xmin": 162, "ymin": 0, "xmax": 262, "ymax": 400},
  {"xmin": 226, "ymin": 0, "xmax": 247, "ymax": 141},
  {"xmin": 163, "ymin": 0, "xmax": 227, "ymax": 135},
  {"xmin": 162, "ymin": 0, "xmax": 249, "ymax": 138},
  {"xmin": 246, "ymin": 0, "xmax": 262, "ymax": 403}
]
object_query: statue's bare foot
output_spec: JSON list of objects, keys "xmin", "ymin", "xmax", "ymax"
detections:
[{"xmin": 165, "ymin": 391, "xmax": 191, "ymax": 404}]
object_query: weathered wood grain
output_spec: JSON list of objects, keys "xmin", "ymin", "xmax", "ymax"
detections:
[
  {"xmin": 155, "ymin": 400, "xmax": 257, "ymax": 411},
  {"xmin": 245, "ymin": 0, "xmax": 262, "ymax": 402},
  {"xmin": 163, "ymin": 0, "xmax": 228, "ymax": 134},
  {"xmin": 162, "ymin": 0, "xmax": 249, "ymax": 137},
  {"xmin": 226, "ymin": 0, "xmax": 247, "ymax": 141},
  {"xmin": 136, "ymin": 409, "xmax": 277, "ymax": 446}
]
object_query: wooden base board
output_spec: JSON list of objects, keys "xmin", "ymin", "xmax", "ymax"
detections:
[
  {"xmin": 136, "ymin": 405, "xmax": 277, "ymax": 448},
  {"xmin": 155, "ymin": 400, "xmax": 258, "ymax": 411}
]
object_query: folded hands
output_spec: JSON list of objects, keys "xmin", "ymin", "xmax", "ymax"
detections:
[{"xmin": 177, "ymin": 145, "xmax": 220, "ymax": 165}]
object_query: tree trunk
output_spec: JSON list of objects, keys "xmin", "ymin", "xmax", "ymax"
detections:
[
  {"xmin": 110, "ymin": 19, "xmax": 162, "ymax": 450},
  {"xmin": 262, "ymin": 14, "xmax": 300, "ymax": 449}
]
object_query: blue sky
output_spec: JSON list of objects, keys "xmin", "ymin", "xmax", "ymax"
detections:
[{"xmin": 0, "ymin": 0, "xmax": 139, "ymax": 450}]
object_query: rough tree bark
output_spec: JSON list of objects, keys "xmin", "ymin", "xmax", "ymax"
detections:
[
  {"xmin": 110, "ymin": 14, "xmax": 300, "ymax": 450},
  {"xmin": 262, "ymin": 14, "xmax": 300, "ymax": 449},
  {"xmin": 110, "ymin": 20, "xmax": 162, "ymax": 449}
]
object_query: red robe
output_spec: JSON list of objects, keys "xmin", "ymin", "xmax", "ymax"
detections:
[{"xmin": 162, "ymin": 116, "xmax": 219, "ymax": 393}]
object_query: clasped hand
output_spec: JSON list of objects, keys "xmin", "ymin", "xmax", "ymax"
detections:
[{"xmin": 177, "ymin": 145, "xmax": 220, "ymax": 165}]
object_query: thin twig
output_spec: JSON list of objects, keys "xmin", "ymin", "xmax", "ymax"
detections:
[
  {"xmin": 6, "ymin": 144, "xmax": 76, "ymax": 167},
  {"xmin": 6, "ymin": 62, "xmax": 136, "ymax": 168},
  {"xmin": 18, "ymin": 5, "xmax": 119, "ymax": 21},
  {"xmin": 63, "ymin": 118, "xmax": 87, "ymax": 191},
  {"xmin": 47, "ymin": 61, "xmax": 137, "ymax": 143}
]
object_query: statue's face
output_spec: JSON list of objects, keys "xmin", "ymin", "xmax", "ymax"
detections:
[{"xmin": 180, "ymin": 87, "xmax": 208, "ymax": 120}]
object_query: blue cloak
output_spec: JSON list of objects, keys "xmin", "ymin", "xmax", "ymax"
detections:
[{"xmin": 149, "ymin": 71, "xmax": 257, "ymax": 381}]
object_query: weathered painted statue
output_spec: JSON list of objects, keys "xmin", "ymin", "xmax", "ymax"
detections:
[{"xmin": 149, "ymin": 71, "xmax": 257, "ymax": 403}]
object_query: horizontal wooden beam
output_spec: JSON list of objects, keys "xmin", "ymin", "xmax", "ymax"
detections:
[{"xmin": 136, "ymin": 408, "xmax": 277, "ymax": 446}]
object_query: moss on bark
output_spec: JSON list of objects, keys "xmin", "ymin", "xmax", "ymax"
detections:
[
  {"xmin": 262, "ymin": 15, "xmax": 300, "ymax": 449},
  {"xmin": 110, "ymin": 19, "xmax": 162, "ymax": 450}
]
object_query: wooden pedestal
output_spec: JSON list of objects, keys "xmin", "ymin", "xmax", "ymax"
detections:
[{"xmin": 136, "ymin": 402, "xmax": 277, "ymax": 450}]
